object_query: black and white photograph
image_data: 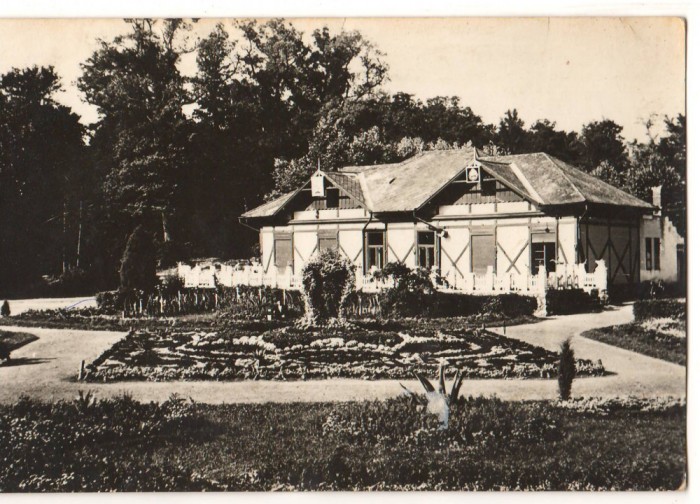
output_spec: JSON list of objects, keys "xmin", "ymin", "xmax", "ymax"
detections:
[{"xmin": 0, "ymin": 7, "xmax": 690, "ymax": 493}]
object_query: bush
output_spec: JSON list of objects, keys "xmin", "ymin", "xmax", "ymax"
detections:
[
  {"xmin": 375, "ymin": 262, "xmax": 436, "ymax": 317},
  {"xmin": 634, "ymin": 299, "xmax": 686, "ymax": 322},
  {"xmin": 1, "ymin": 300, "xmax": 9, "ymax": 317},
  {"xmin": 119, "ymin": 224, "xmax": 158, "ymax": 293},
  {"xmin": 545, "ymin": 289, "xmax": 601, "ymax": 315},
  {"xmin": 558, "ymin": 339, "xmax": 576, "ymax": 400},
  {"xmin": 301, "ymin": 249, "xmax": 356, "ymax": 324},
  {"xmin": 0, "ymin": 341, "xmax": 11, "ymax": 361}
]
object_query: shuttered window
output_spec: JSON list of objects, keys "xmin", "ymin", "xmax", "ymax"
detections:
[
  {"xmin": 471, "ymin": 234, "xmax": 495, "ymax": 274},
  {"xmin": 645, "ymin": 237, "xmax": 661, "ymax": 271},
  {"xmin": 274, "ymin": 234, "xmax": 293, "ymax": 269}
]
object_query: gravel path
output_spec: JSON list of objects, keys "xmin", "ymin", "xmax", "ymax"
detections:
[
  {"xmin": 0, "ymin": 296, "xmax": 96, "ymax": 316},
  {"xmin": 0, "ymin": 304, "xmax": 685, "ymax": 404}
]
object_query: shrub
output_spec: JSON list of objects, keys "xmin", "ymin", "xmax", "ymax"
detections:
[
  {"xmin": 119, "ymin": 224, "xmax": 158, "ymax": 293},
  {"xmin": 545, "ymin": 289, "xmax": 601, "ymax": 315},
  {"xmin": 301, "ymin": 249, "xmax": 356, "ymax": 325},
  {"xmin": 0, "ymin": 341, "xmax": 11, "ymax": 362},
  {"xmin": 633, "ymin": 299, "xmax": 685, "ymax": 322},
  {"xmin": 558, "ymin": 338, "xmax": 576, "ymax": 400},
  {"xmin": 1, "ymin": 300, "xmax": 9, "ymax": 317},
  {"xmin": 375, "ymin": 262, "xmax": 436, "ymax": 317}
]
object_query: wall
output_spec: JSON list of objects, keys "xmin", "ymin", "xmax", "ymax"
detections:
[{"xmin": 639, "ymin": 215, "xmax": 684, "ymax": 283}]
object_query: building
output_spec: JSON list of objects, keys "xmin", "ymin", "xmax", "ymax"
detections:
[{"xmin": 239, "ymin": 147, "xmax": 683, "ymax": 296}]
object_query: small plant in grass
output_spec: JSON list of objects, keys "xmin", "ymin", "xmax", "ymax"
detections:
[
  {"xmin": 0, "ymin": 341, "xmax": 11, "ymax": 363},
  {"xmin": 1, "ymin": 300, "xmax": 10, "ymax": 317},
  {"xmin": 558, "ymin": 338, "xmax": 576, "ymax": 400},
  {"xmin": 400, "ymin": 362, "xmax": 464, "ymax": 429},
  {"xmin": 301, "ymin": 249, "xmax": 356, "ymax": 326}
]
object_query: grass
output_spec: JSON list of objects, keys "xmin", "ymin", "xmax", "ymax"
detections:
[
  {"xmin": 581, "ymin": 319, "xmax": 686, "ymax": 366},
  {"xmin": 0, "ymin": 330, "xmax": 38, "ymax": 353},
  {"xmin": 85, "ymin": 325, "xmax": 605, "ymax": 382},
  {"xmin": 0, "ymin": 395, "xmax": 686, "ymax": 491}
]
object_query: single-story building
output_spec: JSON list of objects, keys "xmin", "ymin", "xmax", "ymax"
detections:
[{"xmin": 239, "ymin": 147, "xmax": 683, "ymax": 296}]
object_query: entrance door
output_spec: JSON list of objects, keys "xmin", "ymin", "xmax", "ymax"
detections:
[{"xmin": 531, "ymin": 232, "xmax": 556, "ymax": 274}]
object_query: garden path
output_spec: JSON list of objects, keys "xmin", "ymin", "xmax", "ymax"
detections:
[{"xmin": 0, "ymin": 304, "xmax": 685, "ymax": 403}]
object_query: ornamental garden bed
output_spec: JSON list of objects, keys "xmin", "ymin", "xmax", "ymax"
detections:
[{"xmin": 85, "ymin": 325, "xmax": 605, "ymax": 382}]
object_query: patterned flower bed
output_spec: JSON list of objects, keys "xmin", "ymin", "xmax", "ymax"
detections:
[{"xmin": 86, "ymin": 325, "xmax": 605, "ymax": 382}]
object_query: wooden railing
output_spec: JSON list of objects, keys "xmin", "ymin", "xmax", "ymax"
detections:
[{"xmin": 176, "ymin": 260, "xmax": 608, "ymax": 298}]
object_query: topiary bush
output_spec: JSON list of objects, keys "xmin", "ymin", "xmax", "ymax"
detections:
[
  {"xmin": 558, "ymin": 338, "xmax": 576, "ymax": 400},
  {"xmin": 545, "ymin": 289, "xmax": 602, "ymax": 315},
  {"xmin": 301, "ymin": 249, "xmax": 356, "ymax": 325},
  {"xmin": 1, "ymin": 300, "xmax": 10, "ymax": 317}
]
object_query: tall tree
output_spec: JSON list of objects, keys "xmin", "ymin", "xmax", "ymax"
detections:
[
  {"xmin": 78, "ymin": 19, "xmax": 194, "ymax": 268},
  {"xmin": 578, "ymin": 119, "xmax": 629, "ymax": 172},
  {"xmin": 0, "ymin": 66, "xmax": 87, "ymax": 295},
  {"xmin": 496, "ymin": 109, "xmax": 528, "ymax": 154}
]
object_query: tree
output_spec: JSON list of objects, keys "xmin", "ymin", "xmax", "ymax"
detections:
[
  {"xmin": 496, "ymin": 109, "xmax": 528, "ymax": 154},
  {"xmin": 558, "ymin": 338, "xmax": 576, "ymax": 400},
  {"xmin": 527, "ymin": 119, "xmax": 582, "ymax": 163},
  {"xmin": 119, "ymin": 225, "xmax": 158, "ymax": 293},
  {"xmin": 578, "ymin": 119, "xmax": 628, "ymax": 172},
  {"xmin": 0, "ymin": 66, "xmax": 87, "ymax": 296},
  {"xmin": 78, "ymin": 19, "xmax": 193, "ymax": 263}
]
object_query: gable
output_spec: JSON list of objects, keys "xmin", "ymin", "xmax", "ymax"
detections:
[{"xmin": 429, "ymin": 171, "xmax": 527, "ymax": 208}]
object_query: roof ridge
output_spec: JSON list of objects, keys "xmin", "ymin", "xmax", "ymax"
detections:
[
  {"xmin": 504, "ymin": 160, "xmax": 545, "ymax": 204},
  {"xmin": 542, "ymin": 153, "xmax": 586, "ymax": 203}
]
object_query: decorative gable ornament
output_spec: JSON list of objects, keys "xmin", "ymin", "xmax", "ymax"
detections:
[
  {"xmin": 311, "ymin": 171, "xmax": 325, "ymax": 197},
  {"xmin": 466, "ymin": 165, "xmax": 480, "ymax": 183}
]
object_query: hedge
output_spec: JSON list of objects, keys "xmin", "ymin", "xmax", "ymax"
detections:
[
  {"xmin": 346, "ymin": 291, "xmax": 537, "ymax": 319},
  {"xmin": 545, "ymin": 289, "xmax": 602, "ymax": 316},
  {"xmin": 633, "ymin": 299, "xmax": 686, "ymax": 322}
]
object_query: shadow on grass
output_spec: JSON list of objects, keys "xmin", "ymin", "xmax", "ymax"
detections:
[{"xmin": 0, "ymin": 357, "xmax": 55, "ymax": 367}]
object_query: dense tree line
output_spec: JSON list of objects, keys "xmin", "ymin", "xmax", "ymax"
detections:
[{"xmin": 0, "ymin": 19, "xmax": 686, "ymax": 297}]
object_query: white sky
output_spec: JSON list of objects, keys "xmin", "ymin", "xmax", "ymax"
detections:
[{"xmin": 0, "ymin": 17, "xmax": 686, "ymax": 142}]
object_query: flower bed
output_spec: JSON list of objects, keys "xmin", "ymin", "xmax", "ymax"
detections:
[{"xmin": 86, "ymin": 325, "xmax": 605, "ymax": 382}]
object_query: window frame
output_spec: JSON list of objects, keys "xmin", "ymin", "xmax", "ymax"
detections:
[
  {"xmin": 364, "ymin": 230, "xmax": 386, "ymax": 273},
  {"xmin": 416, "ymin": 230, "xmax": 437, "ymax": 270}
]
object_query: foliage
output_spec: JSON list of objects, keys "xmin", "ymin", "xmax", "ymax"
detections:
[
  {"xmin": 1, "ymin": 300, "xmax": 9, "ymax": 317},
  {"xmin": 582, "ymin": 320, "xmax": 686, "ymax": 366},
  {"xmin": 633, "ymin": 299, "xmax": 685, "ymax": 322},
  {"xmin": 545, "ymin": 289, "xmax": 602, "ymax": 315},
  {"xmin": 0, "ymin": 394, "xmax": 222, "ymax": 491},
  {"xmin": 85, "ymin": 325, "xmax": 605, "ymax": 383},
  {"xmin": 0, "ymin": 66, "xmax": 88, "ymax": 297},
  {"xmin": 119, "ymin": 225, "xmax": 158, "ymax": 293},
  {"xmin": 374, "ymin": 262, "xmax": 436, "ymax": 318},
  {"xmin": 558, "ymin": 339, "xmax": 576, "ymax": 400},
  {"xmin": 0, "ymin": 397, "xmax": 681, "ymax": 490},
  {"xmin": 301, "ymin": 249, "xmax": 356, "ymax": 325}
]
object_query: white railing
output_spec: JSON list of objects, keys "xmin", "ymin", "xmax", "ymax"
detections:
[{"xmin": 175, "ymin": 260, "xmax": 607, "ymax": 297}]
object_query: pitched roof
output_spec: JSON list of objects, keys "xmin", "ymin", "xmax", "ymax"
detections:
[
  {"xmin": 241, "ymin": 148, "xmax": 652, "ymax": 219},
  {"xmin": 240, "ymin": 190, "xmax": 296, "ymax": 218},
  {"xmin": 336, "ymin": 148, "xmax": 477, "ymax": 212},
  {"xmin": 479, "ymin": 153, "xmax": 653, "ymax": 209}
]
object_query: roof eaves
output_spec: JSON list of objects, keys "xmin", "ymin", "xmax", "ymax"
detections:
[
  {"xmin": 504, "ymin": 161, "xmax": 545, "ymax": 205},
  {"xmin": 478, "ymin": 161, "xmax": 544, "ymax": 207}
]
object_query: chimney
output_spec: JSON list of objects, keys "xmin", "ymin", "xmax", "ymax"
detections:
[{"xmin": 652, "ymin": 185, "xmax": 662, "ymax": 214}]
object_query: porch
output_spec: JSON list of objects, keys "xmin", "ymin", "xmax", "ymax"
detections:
[{"xmin": 178, "ymin": 259, "xmax": 608, "ymax": 298}]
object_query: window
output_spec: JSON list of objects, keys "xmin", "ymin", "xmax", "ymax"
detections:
[
  {"xmin": 365, "ymin": 231, "xmax": 385, "ymax": 271},
  {"xmin": 318, "ymin": 231, "xmax": 338, "ymax": 252},
  {"xmin": 480, "ymin": 178, "xmax": 496, "ymax": 197},
  {"xmin": 417, "ymin": 231, "xmax": 437, "ymax": 269},
  {"xmin": 531, "ymin": 233, "xmax": 556, "ymax": 274},
  {"xmin": 645, "ymin": 237, "xmax": 661, "ymax": 271},
  {"xmin": 471, "ymin": 234, "xmax": 495, "ymax": 274},
  {"xmin": 326, "ymin": 188, "xmax": 339, "ymax": 209},
  {"xmin": 274, "ymin": 234, "xmax": 293, "ymax": 270}
]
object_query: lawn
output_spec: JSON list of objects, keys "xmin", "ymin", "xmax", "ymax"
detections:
[
  {"xmin": 0, "ymin": 394, "xmax": 686, "ymax": 491},
  {"xmin": 85, "ymin": 323, "xmax": 605, "ymax": 382},
  {"xmin": 581, "ymin": 318, "xmax": 686, "ymax": 366}
]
